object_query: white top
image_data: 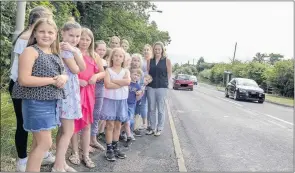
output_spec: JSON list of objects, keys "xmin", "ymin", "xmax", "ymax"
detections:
[
  {"xmin": 104, "ymin": 68, "xmax": 129, "ymax": 100},
  {"xmin": 10, "ymin": 38, "xmax": 28, "ymax": 82}
]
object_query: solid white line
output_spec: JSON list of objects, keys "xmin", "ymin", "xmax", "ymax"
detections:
[
  {"xmin": 266, "ymin": 120, "xmax": 288, "ymax": 129},
  {"xmin": 262, "ymin": 113, "xmax": 293, "ymax": 126},
  {"xmin": 218, "ymin": 97, "xmax": 243, "ymax": 107},
  {"xmin": 166, "ymin": 99, "xmax": 187, "ymax": 172}
]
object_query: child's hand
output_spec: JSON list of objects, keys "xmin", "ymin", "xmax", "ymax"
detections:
[
  {"xmin": 53, "ymin": 75, "xmax": 68, "ymax": 88},
  {"xmin": 88, "ymin": 75, "xmax": 97, "ymax": 85},
  {"xmin": 79, "ymin": 79, "xmax": 88, "ymax": 87},
  {"xmin": 60, "ymin": 42, "xmax": 76, "ymax": 53},
  {"xmin": 136, "ymin": 90, "xmax": 142, "ymax": 96}
]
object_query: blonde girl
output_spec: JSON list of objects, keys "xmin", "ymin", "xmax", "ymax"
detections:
[
  {"xmin": 121, "ymin": 39, "xmax": 131, "ymax": 68},
  {"xmin": 109, "ymin": 36, "xmax": 120, "ymax": 49},
  {"xmin": 53, "ymin": 18, "xmax": 85, "ymax": 172},
  {"xmin": 12, "ymin": 18, "xmax": 68, "ymax": 172},
  {"xmin": 99, "ymin": 47, "xmax": 131, "ymax": 161},
  {"xmin": 8, "ymin": 6, "xmax": 55, "ymax": 172},
  {"xmin": 69, "ymin": 28, "xmax": 105, "ymax": 168}
]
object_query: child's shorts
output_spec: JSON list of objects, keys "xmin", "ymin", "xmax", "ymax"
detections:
[
  {"xmin": 127, "ymin": 103, "xmax": 136, "ymax": 121},
  {"xmin": 99, "ymin": 98, "xmax": 128, "ymax": 122},
  {"xmin": 22, "ymin": 99, "xmax": 60, "ymax": 132}
]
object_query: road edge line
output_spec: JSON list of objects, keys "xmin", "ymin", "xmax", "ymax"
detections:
[{"xmin": 166, "ymin": 98, "xmax": 187, "ymax": 172}]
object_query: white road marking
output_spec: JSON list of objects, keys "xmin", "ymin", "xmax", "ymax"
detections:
[
  {"xmin": 266, "ymin": 120, "xmax": 288, "ymax": 129},
  {"xmin": 262, "ymin": 113, "xmax": 293, "ymax": 126},
  {"xmin": 166, "ymin": 99, "xmax": 187, "ymax": 172},
  {"xmin": 217, "ymin": 97, "xmax": 243, "ymax": 107}
]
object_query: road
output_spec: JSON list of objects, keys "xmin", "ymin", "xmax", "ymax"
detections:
[{"xmin": 64, "ymin": 83, "xmax": 293, "ymax": 172}]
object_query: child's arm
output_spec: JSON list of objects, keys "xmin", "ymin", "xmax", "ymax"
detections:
[
  {"xmin": 112, "ymin": 69, "xmax": 131, "ymax": 86},
  {"xmin": 104, "ymin": 69, "xmax": 121, "ymax": 89},
  {"xmin": 61, "ymin": 43, "xmax": 86, "ymax": 74},
  {"xmin": 18, "ymin": 47, "xmax": 56, "ymax": 87},
  {"xmin": 89, "ymin": 54, "xmax": 106, "ymax": 84}
]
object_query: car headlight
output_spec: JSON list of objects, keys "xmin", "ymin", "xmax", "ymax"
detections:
[{"xmin": 239, "ymin": 89, "xmax": 247, "ymax": 93}]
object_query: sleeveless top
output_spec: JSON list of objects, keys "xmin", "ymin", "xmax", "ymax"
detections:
[
  {"xmin": 12, "ymin": 45, "xmax": 66, "ymax": 100},
  {"xmin": 104, "ymin": 68, "xmax": 129, "ymax": 100},
  {"xmin": 147, "ymin": 57, "xmax": 168, "ymax": 89},
  {"xmin": 10, "ymin": 38, "xmax": 28, "ymax": 82}
]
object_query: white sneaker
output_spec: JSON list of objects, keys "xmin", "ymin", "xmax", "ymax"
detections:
[
  {"xmin": 41, "ymin": 152, "xmax": 55, "ymax": 165},
  {"xmin": 130, "ymin": 133, "xmax": 136, "ymax": 141},
  {"xmin": 16, "ymin": 160, "xmax": 27, "ymax": 172}
]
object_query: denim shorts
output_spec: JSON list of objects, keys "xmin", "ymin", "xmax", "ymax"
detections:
[
  {"xmin": 22, "ymin": 99, "xmax": 60, "ymax": 132},
  {"xmin": 135, "ymin": 92, "xmax": 148, "ymax": 118}
]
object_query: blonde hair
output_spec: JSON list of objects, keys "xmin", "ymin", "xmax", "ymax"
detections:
[
  {"xmin": 121, "ymin": 39, "xmax": 129, "ymax": 47},
  {"xmin": 130, "ymin": 68, "xmax": 143, "ymax": 77},
  {"xmin": 131, "ymin": 53, "xmax": 143, "ymax": 69},
  {"xmin": 80, "ymin": 27, "xmax": 95, "ymax": 60},
  {"xmin": 27, "ymin": 18, "xmax": 60, "ymax": 55},
  {"xmin": 109, "ymin": 47, "xmax": 125, "ymax": 67},
  {"xmin": 109, "ymin": 36, "xmax": 120, "ymax": 48},
  {"xmin": 61, "ymin": 17, "xmax": 81, "ymax": 32},
  {"xmin": 95, "ymin": 40, "xmax": 106, "ymax": 49},
  {"xmin": 152, "ymin": 41, "xmax": 166, "ymax": 58},
  {"xmin": 144, "ymin": 74, "xmax": 153, "ymax": 81}
]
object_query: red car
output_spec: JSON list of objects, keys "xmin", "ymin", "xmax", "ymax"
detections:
[{"xmin": 172, "ymin": 74, "xmax": 194, "ymax": 91}]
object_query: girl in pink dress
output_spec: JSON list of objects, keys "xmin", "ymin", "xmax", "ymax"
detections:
[{"xmin": 69, "ymin": 27, "xmax": 105, "ymax": 168}]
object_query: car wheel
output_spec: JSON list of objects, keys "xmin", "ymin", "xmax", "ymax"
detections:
[
  {"xmin": 225, "ymin": 89, "xmax": 229, "ymax": 98},
  {"xmin": 258, "ymin": 100, "xmax": 264, "ymax": 104},
  {"xmin": 234, "ymin": 90, "xmax": 239, "ymax": 100},
  {"xmin": 191, "ymin": 88, "xmax": 194, "ymax": 91}
]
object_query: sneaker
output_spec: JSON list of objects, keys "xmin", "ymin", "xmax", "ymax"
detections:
[
  {"xmin": 41, "ymin": 152, "xmax": 55, "ymax": 165},
  {"xmin": 98, "ymin": 133, "xmax": 106, "ymax": 143},
  {"xmin": 119, "ymin": 132, "xmax": 127, "ymax": 141},
  {"xmin": 130, "ymin": 133, "xmax": 136, "ymax": 141},
  {"xmin": 114, "ymin": 149, "xmax": 126, "ymax": 159},
  {"xmin": 16, "ymin": 159, "xmax": 27, "ymax": 172},
  {"xmin": 138, "ymin": 125, "xmax": 145, "ymax": 130},
  {"xmin": 105, "ymin": 149, "xmax": 116, "ymax": 162},
  {"xmin": 124, "ymin": 137, "xmax": 132, "ymax": 148},
  {"xmin": 146, "ymin": 129, "xmax": 155, "ymax": 135},
  {"xmin": 133, "ymin": 129, "xmax": 142, "ymax": 137},
  {"xmin": 154, "ymin": 130, "xmax": 162, "ymax": 136}
]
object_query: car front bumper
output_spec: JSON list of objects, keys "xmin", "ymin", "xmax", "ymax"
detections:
[
  {"xmin": 174, "ymin": 84, "xmax": 194, "ymax": 89},
  {"xmin": 238, "ymin": 91, "xmax": 265, "ymax": 101}
]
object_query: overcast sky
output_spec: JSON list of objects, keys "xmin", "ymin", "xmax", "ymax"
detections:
[{"xmin": 149, "ymin": 1, "xmax": 294, "ymax": 64}]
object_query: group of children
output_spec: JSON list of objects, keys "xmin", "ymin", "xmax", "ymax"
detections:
[{"xmin": 9, "ymin": 6, "xmax": 157, "ymax": 172}]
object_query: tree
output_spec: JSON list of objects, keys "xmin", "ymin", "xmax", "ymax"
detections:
[
  {"xmin": 269, "ymin": 53, "xmax": 284, "ymax": 65},
  {"xmin": 252, "ymin": 52, "xmax": 266, "ymax": 63}
]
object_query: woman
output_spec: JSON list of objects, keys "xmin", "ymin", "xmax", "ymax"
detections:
[{"xmin": 146, "ymin": 41, "xmax": 172, "ymax": 136}]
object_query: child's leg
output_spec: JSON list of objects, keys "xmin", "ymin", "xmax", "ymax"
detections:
[
  {"xmin": 112, "ymin": 121, "xmax": 126, "ymax": 159},
  {"xmin": 26, "ymin": 131, "xmax": 52, "ymax": 172},
  {"xmin": 105, "ymin": 120, "xmax": 116, "ymax": 161},
  {"xmin": 81, "ymin": 124, "xmax": 95, "ymax": 168},
  {"xmin": 53, "ymin": 119, "xmax": 75, "ymax": 171}
]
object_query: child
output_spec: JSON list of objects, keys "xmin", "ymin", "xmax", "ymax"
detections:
[
  {"xmin": 8, "ymin": 6, "xmax": 55, "ymax": 172},
  {"xmin": 69, "ymin": 28, "xmax": 105, "ymax": 168},
  {"xmin": 90, "ymin": 40, "xmax": 108, "ymax": 150},
  {"xmin": 12, "ymin": 18, "xmax": 68, "ymax": 172},
  {"xmin": 124, "ymin": 68, "xmax": 143, "ymax": 147},
  {"xmin": 53, "ymin": 18, "xmax": 85, "ymax": 172},
  {"xmin": 99, "ymin": 47, "xmax": 130, "ymax": 161}
]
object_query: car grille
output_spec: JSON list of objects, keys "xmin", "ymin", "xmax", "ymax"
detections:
[
  {"xmin": 181, "ymin": 84, "xmax": 188, "ymax": 87},
  {"xmin": 248, "ymin": 91, "xmax": 259, "ymax": 98}
]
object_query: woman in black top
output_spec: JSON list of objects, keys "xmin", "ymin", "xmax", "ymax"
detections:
[{"xmin": 146, "ymin": 41, "xmax": 172, "ymax": 136}]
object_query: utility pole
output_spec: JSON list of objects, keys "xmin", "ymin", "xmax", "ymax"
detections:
[
  {"xmin": 10, "ymin": 1, "xmax": 26, "ymax": 67},
  {"xmin": 232, "ymin": 42, "xmax": 237, "ymax": 64}
]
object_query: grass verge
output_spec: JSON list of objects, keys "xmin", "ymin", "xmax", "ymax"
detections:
[{"xmin": 1, "ymin": 92, "xmax": 57, "ymax": 172}]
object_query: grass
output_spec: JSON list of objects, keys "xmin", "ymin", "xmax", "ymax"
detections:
[{"xmin": 1, "ymin": 92, "xmax": 57, "ymax": 172}]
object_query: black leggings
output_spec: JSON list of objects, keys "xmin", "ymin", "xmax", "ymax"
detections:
[{"xmin": 8, "ymin": 80, "xmax": 28, "ymax": 159}]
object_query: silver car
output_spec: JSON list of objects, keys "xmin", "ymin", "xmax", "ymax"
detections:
[{"xmin": 190, "ymin": 75, "xmax": 198, "ymax": 85}]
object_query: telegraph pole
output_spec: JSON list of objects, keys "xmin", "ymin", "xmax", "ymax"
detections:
[{"xmin": 10, "ymin": 1, "xmax": 26, "ymax": 67}]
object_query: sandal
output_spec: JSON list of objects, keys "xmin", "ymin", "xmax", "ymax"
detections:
[
  {"xmin": 68, "ymin": 152, "xmax": 80, "ymax": 165},
  {"xmin": 64, "ymin": 163, "xmax": 77, "ymax": 172},
  {"xmin": 90, "ymin": 142, "xmax": 105, "ymax": 151},
  {"xmin": 82, "ymin": 155, "xmax": 95, "ymax": 168},
  {"xmin": 79, "ymin": 146, "xmax": 96, "ymax": 153},
  {"xmin": 51, "ymin": 167, "xmax": 66, "ymax": 172}
]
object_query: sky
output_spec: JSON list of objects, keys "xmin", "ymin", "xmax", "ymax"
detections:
[{"xmin": 149, "ymin": 1, "xmax": 294, "ymax": 65}]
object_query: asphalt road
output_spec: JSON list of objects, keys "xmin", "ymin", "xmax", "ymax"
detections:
[
  {"xmin": 59, "ymin": 83, "xmax": 293, "ymax": 172},
  {"xmin": 168, "ymin": 83, "xmax": 293, "ymax": 172}
]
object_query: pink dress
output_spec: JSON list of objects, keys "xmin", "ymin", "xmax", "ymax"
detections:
[{"xmin": 74, "ymin": 54, "xmax": 99, "ymax": 133}]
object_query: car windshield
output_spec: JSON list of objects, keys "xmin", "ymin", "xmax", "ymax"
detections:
[
  {"xmin": 190, "ymin": 76, "xmax": 197, "ymax": 79},
  {"xmin": 237, "ymin": 79, "xmax": 258, "ymax": 87},
  {"xmin": 177, "ymin": 75, "xmax": 190, "ymax": 80}
]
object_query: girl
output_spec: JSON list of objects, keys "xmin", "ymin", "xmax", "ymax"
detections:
[
  {"xmin": 109, "ymin": 36, "xmax": 120, "ymax": 49},
  {"xmin": 136, "ymin": 44, "xmax": 153, "ymax": 131},
  {"xmin": 8, "ymin": 6, "xmax": 55, "ymax": 172},
  {"xmin": 52, "ymin": 18, "xmax": 85, "ymax": 172},
  {"xmin": 12, "ymin": 18, "xmax": 67, "ymax": 172},
  {"xmin": 146, "ymin": 41, "xmax": 172, "ymax": 136},
  {"xmin": 69, "ymin": 28, "xmax": 105, "ymax": 168},
  {"xmin": 90, "ymin": 40, "xmax": 108, "ymax": 150},
  {"xmin": 99, "ymin": 47, "xmax": 130, "ymax": 161},
  {"xmin": 121, "ymin": 39, "xmax": 131, "ymax": 69}
]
